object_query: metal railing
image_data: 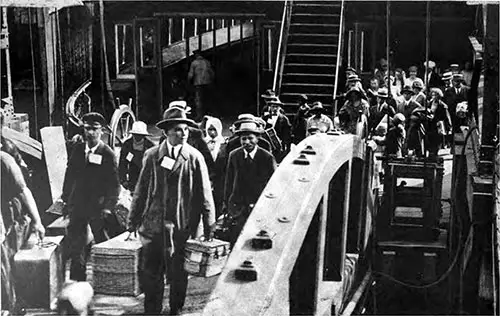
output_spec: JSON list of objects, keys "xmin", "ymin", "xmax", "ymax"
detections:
[
  {"xmin": 272, "ymin": 0, "xmax": 292, "ymax": 94},
  {"xmin": 333, "ymin": 0, "xmax": 345, "ymax": 115}
]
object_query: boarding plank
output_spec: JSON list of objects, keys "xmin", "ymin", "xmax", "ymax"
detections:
[{"xmin": 40, "ymin": 126, "xmax": 68, "ymax": 203}]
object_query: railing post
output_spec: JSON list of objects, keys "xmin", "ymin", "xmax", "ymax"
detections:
[{"xmin": 333, "ymin": 0, "xmax": 345, "ymax": 116}]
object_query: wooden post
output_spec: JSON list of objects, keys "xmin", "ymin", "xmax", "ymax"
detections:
[
  {"xmin": 385, "ymin": 1, "xmax": 391, "ymax": 94},
  {"xmin": 255, "ymin": 20, "xmax": 261, "ymax": 116},
  {"xmin": 481, "ymin": 4, "xmax": 499, "ymax": 149}
]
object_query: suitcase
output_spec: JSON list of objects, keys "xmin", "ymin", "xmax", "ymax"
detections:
[
  {"xmin": 13, "ymin": 236, "xmax": 64, "ymax": 310},
  {"xmin": 184, "ymin": 238, "xmax": 230, "ymax": 277},
  {"xmin": 90, "ymin": 232, "xmax": 142, "ymax": 296}
]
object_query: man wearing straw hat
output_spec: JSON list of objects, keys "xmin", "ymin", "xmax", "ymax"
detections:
[
  {"xmin": 224, "ymin": 119, "xmax": 276, "ymax": 246},
  {"xmin": 128, "ymin": 107, "xmax": 215, "ymax": 315},
  {"xmin": 306, "ymin": 102, "xmax": 334, "ymax": 136},
  {"xmin": 118, "ymin": 121, "xmax": 154, "ymax": 192},
  {"xmin": 262, "ymin": 97, "xmax": 292, "ymax": 162}
]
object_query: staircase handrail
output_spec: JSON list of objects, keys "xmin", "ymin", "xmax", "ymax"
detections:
[
  {"xmin": 272, "ymin": 0, "xmax": 292, "ymax": 94},
  {"xmin": 333, "ymin": 0, "xmax": 345, "ymax": 113}
]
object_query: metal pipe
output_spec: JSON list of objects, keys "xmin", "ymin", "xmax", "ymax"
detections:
[
  {"xmin": 272, "ymin": 0, "xmax": 288, "ymax": 92},
  {"xmin": 333, "ymin": 0, "xmax": 345, "ymax": 114},
  {"xmin": 28, "ymin": 8, "xmax": 38, "ymax": 138},
  {"xmin": 2, "ymin": 8, "xmax": 13, "ymax": 114},
  {"xmin": 424, "ymin": 0, "xmax": 430, "ymax": 95},
  {"xmin": 340, "ymin": 270, "xmax": 372, "ymax": 316},
  {"xmin": 386, "ymin": 0, "xmax": 391, "ymax": 96}
]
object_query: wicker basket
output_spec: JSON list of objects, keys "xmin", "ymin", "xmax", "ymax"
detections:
[
  {"xmin": 90, "ymin": 232, "xmax": 142, "ymax": 296},
  {"xmin": 184, "ymin": 238, "xmax": 230, "ymax": 277}
]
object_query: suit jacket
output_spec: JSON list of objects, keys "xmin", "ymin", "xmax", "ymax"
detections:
[
  {"xmin": 226, "ymin": 136, "xmax": 271, "ymax": 155},
  {"xmin": 427, "ymin": 71, "xmax": 443, "ymax": 88},
  {"xmin": 224, "ymin": 147, "xmax": 276, "ymax": 206},
  {"xmin": 262, "ymin": 113, "xmax": 292, "ymax": 149},
  {"xmin": 128, "ymin": 142, "xmax": 215, "ymax": 238},
  {"xmin": 61, "ymin": 141, "xmax": 120, "ymax": 219},
  {"xmin": 118, "ymin": 137, "xmax": 155, "ymax": 191},
  {"xmin": 444, "ymin": 86, "xmax": 469, "ymax": 114}
]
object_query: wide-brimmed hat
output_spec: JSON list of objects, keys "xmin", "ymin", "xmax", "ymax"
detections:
[
  {"xmin": 450, "ymin": 63, "xmax": 460, "ymax": 69},
  {"xmin": 308, "ymin": 101, "xmax": 324, "ymax": 114},
  {"xmin": 377, "ymin": 88, "xmax": 389, "ymax": 98},
  {"xmin": 268, "ymin": 98, "xmax": 284, "ymax": 107},
  {"xmin": 234, "ymin": 120, "xmax": 263, "ymax": 135},
  {"xmin": 442, "ymin": 71, "xmax": 453, "ymax": 81},
  {"xmin": 452, "ymin": 73, "xmax": 464, "ymax": 82},
  {"xmin": 401, "ymin": 85, "xmax": 415, "ymax": 95},
  {"xmin": 346, "ymin": 66, "xmax": 357, "ymax": 74},
  {"xmin": 168, "ymin": 100, "xmax": 192, "ymax": 114},
  {"xmin": 430, "ymin": 87, "xmax": 444, "ymax": 98},
  {"xmin": 424, "ymin": 60, "xmax": 436, "ymax": 69},
  {"xmin": 345, "ymin": 86, "xmax": 364, "ymax": 98},
  {"xmin": 261, "ymin": 89, "xmax": 276, "ymax": 99},
  {"xmin": 156, "ymin": 108, "xmax": 197, "ymax": 130},
  {"xmin": 129, "ymin": 121, "xmax": 150, "ymax": 136},
  {"xmin": 347, "ymin": 74, "xmax": 362, "ymax": 82}
]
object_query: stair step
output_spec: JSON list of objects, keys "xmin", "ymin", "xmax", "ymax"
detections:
[
  {"xmin": 291, "ymin": 33, "xmax": 339, "ymax": 37},
  {"xmin": 288, "ymin": 53, "xmax": 337, "ymax": 58},
  {"xmin": 284, "ymin": 73, "xmax": 335, "ymax": 77},
  {"xmin": 289, "ymin": 43, "xmax": 337, "ymax": 47},
  {"xmin": 291, "ymin": 23, "xmax": 339, "ymax": 27},
  {"xmin": 282, "ymin": 83, "xmax": 332, "ymax": 87},
  {"xmin": 281, "ymin": 92, "xmax": 332, "ymax": 97},
  {"xmin": 285, "ymin": 63, "xmax": 336, "ymax": 67},
  {"xmin": 294, "ymin": 13, "xmax": 340, "ymax": 17}
]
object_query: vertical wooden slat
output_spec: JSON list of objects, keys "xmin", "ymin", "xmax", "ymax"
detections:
[{"xmin": 255, "ymin": 20, "xmax": 260, "ymax": 115}]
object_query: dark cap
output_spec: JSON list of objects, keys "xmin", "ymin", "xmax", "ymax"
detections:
[{"xmin": 82, "ymin": 112, "xmax": 106, "ymax": 126}]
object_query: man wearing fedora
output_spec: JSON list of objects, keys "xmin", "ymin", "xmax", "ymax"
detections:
[
  {"xmin": 224, "ymin": 119, "xmax": 276, "ymax": 246},
  {"xmin": 128, "ymin": 107, "xmax": 215, "ymax": 315},
  {"xmin": 118, "ymin": 121, "xmax": 155, "ymax": 192},
  {"xmin": 60, "ymin": 112, "xmax": 120, "ymax": 281},
  {"xmin": 262, "ymin": 98, "xmax": 292, "ymax": 162},
  {"xmin": 444, "ymin": 73, "xmax": 469, "ymax": 133},
  {"xmin": 306, "ymin": 102, "xmax": 334, "ymax": 136},
  {"xmin": 397, "ymin": 86, "xmax": 421, "ymax": 124},
  {"xmin": 292, "ymin": 94, "xmax": 311, "ymax": 144},
  {"xmin": 424, "ymin": 60, "xmax": 442, "ymax": 89},
  {"xmin": 369, "ymin": 87, "xmax": 396, "ymax": 133},
  {"xmin": 411, "ymin": 80, "xmax": 427, "ymax": 108},
  {"xmin": 226, "ymin": 114, "xmax": 272, "ymax": 154}
]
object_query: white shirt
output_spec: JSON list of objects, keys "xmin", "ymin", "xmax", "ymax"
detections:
[
  {"xmin": 85, "ymin": 141, "xmax": 101, "ymax": 156},
  {"xmin": 267, "ymin": 114, "xmax": 279, "ymax": 128},
  {"xmin": 244, "ymin": 146, "xmax": 258, "ymax": 160},
  {"xmin": 166, "ymin": 141, "xmax": 183, "ymax": 159}
]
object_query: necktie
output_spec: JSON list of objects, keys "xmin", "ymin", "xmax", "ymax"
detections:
[{"xmin": 171, "ymin": 146, "xmax": 176, "ymax": 160}]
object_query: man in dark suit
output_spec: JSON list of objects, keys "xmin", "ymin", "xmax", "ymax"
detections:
[
  {"xmin": 224, "ymin": 119, "xmax": 276, "ymax": 246},
  {"xmin": 262, "ymin": 98, "xmax": 292, "ymax": 162},
  {"xmin": 444, "ymin": 73, "xmax": 469, "ymax": 133},
  {"xmin": 226, "ymin": 114, "xmax": 272, "ymax": 155},
  {"xmin": 60, "ymin": 112, "xmax": 120, "ymax": 281},
  {"xmin": 128, "ymin": 108, "xmax": 215, "ymax": 315},
  {"xmin": 424, "ymin": 60, "xmax": 443, "ymax": 89}
]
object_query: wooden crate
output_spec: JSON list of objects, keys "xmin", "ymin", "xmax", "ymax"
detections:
[
  {"xmin": 14, "ymin": 236, "xmax": 64, "ymax": 310},
  {"xmin": 184, "ymin": 238, "xmax": 230, "ymax": 277},
  {"xmin": 90, "ymin": 232, "xmax": 142, "ymax": 296}
]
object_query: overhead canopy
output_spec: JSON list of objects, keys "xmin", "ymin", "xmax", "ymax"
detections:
[{"xmin": 1, "ymin": 0, "xmax": 83, "ymax": 9}]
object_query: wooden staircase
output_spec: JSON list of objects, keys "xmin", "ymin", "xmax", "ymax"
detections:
[{"xmin": 279, "ymin": 1, "xmax": 342, "ymax": 114}]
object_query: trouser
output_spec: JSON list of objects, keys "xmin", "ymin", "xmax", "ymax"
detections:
[
  {"xmin": 1, "ymin": 240, "xmax": 15, "ymax": 311},
  {"xmin": 67, "ymin": 215, "xmax": 108, "ymax": 281},
  {"xmin": 227, "ymin": 203, "xmax": 253, "ymax": 247},
  {"xmin": 141, "ymin": 231, "xmax": 189, "ymax": 315}
]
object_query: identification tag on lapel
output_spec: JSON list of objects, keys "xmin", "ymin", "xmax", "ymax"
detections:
[
  {"xmin": 126, "ymin": 152, "xmax": 134, "ymax": 162},
  {"xmin": 161, "ymin": 156, "xmax": 175, "ymax": 170},
  {"xmin": 88, "ymin": 153, "xmax": 102, "ymax": 165}
]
